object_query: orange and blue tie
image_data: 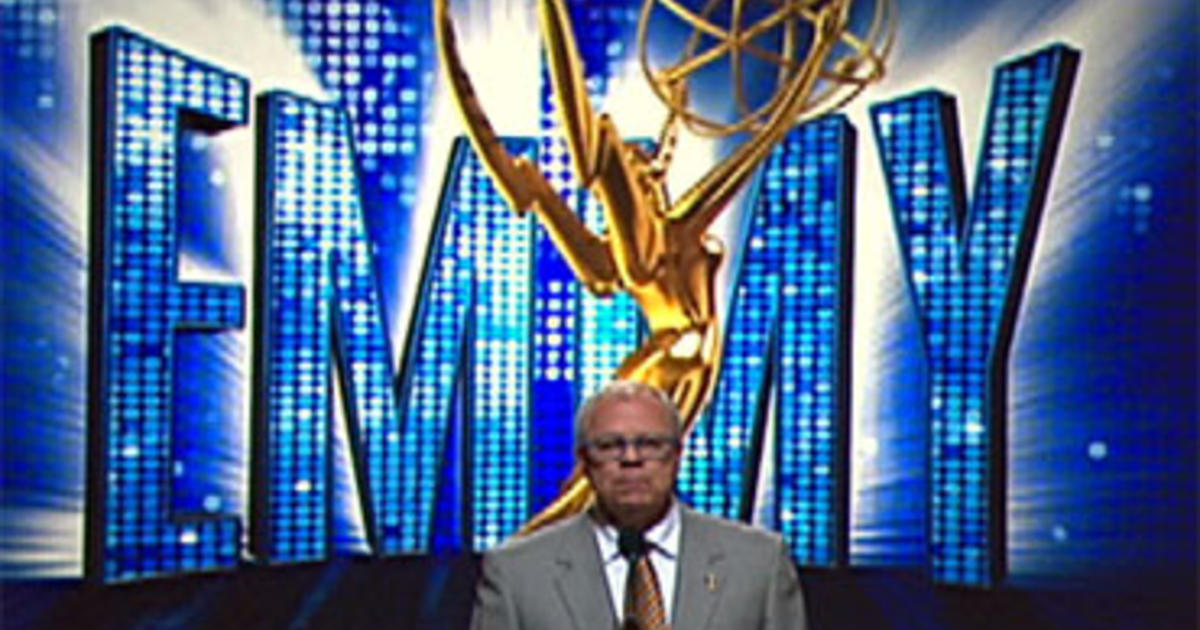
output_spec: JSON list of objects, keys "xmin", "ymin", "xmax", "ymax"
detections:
[{"xmin": 623, "ymin": 554, "xmax": 668, "ymax": 630}]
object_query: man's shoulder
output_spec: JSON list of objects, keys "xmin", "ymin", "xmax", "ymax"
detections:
[
  {"xmin": 681, "ymin": 506, "xmax": 786, "ymax": 552},
  {"xmin": 484, "ymin": 513, "xmax": 589, "ymax": 564}
]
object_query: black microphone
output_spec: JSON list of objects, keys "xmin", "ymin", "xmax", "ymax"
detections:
[
  {"xmin": 617, "ymin": 528, "xmax": 648, "ymax": 560},
  {"xmin": 618, "ymin": 528, "xmax": 648, "ymax": 630}
]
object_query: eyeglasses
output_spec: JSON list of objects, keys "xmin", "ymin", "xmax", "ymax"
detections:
[{"xmin": 582, "ymin": 434, "xmax": 681, "ymax": 462}]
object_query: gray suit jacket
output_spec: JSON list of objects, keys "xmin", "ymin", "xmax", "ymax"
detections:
[{"xmin": 470, "ymin": 506, "xmax": 808, "ymax": 629}]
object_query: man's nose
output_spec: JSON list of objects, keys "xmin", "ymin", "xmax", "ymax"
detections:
[{"xmin": 617, "ymin": 444, "xmax": 645, "ymax": 465}]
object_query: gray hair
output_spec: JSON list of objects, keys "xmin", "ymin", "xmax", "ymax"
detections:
[{"xmin": 573, "ymin": 381, "xmax": 682, "ymax": 452}]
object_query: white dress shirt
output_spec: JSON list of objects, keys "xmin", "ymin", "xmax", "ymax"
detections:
[{"xmin": 591, "ymin": 501, "xmax": 681, "ymax": 624}]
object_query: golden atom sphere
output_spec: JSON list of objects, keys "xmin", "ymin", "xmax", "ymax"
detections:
[{"xmin": 636, "ymin": 0, "xmax": 896, "ymax": 137}]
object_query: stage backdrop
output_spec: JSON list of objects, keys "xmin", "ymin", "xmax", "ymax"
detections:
[{"xmin": 1, "ymin": 0, "xmax": 1196, "ymax": 628}]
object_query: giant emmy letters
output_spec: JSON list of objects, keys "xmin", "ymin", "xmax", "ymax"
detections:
[{"xmin": 434, "ymin": 0, "xmax": 893, "ymax": 532}]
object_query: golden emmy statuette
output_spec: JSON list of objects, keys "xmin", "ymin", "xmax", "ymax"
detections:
[{"xmin": 433, "ymin": 0, "xmax": 894, "ymax": 533}]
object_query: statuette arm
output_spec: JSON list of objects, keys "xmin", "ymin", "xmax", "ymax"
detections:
[{"xmin": 434, "ymin": 0, "xmax": 619, "ymax": 292}]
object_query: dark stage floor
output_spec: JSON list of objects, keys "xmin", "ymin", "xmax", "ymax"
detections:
[{"xmin": 2, "ymin": 556, "xmax": 1194, "ymax": 629}]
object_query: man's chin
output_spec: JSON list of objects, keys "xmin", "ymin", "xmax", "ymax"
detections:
[
  {"xmin": 612, "ymin": 500, "xmax": 653, "ymax": 513},
  {"xmin": 607, "ymin": 498, "xmax": 669, "ymax": 525}
]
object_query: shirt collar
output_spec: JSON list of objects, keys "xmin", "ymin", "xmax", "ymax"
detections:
[{"xmin": 592, "ymin": 500, "xmax": 681, "ymax": 563}]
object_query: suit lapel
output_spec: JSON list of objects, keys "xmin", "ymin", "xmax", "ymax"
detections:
[
  {"xmin": 672, "ymin": 508, "xmax": 726, "ymax": 630},
  {"xmin": 553, "ymin": 515, "xmax": 617, "ymax": 630}
]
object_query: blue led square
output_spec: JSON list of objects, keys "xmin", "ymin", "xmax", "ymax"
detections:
[
  {"xmin": 88, "ymin": 28, "xmax": 247, "ymax": 582},
  {"xmin": 679, "ymin": 116, "xmax": 854, "ymax": 567},
  {"xmin": 252, "ymin": 0, "xmax": 433, "ymax": 562},
  {"xmin": 0, "ymin": 0, "xmax": 61, "ymax": 119},
  {"xmin": 255, "ymin": 91, "xmax": 407, "ymax": 561},
  {"xmin": 871, "ymin": 45, "xmax": 1078, "ymax": 587},
  {"xmin": 394, "ymin": 137, "xmax": 537, "ymax": 552},
  {"xmin": 531, "ymin": 1, "xmax": 642, "ymax": 514}
]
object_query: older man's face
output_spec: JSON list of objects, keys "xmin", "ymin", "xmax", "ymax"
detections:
[{"xmin": 581, "ymin": 394, "xmax": 680, "ymax": 529}]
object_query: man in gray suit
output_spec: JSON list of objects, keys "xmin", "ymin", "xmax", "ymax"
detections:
[{"xmin": 470, "ymin": 381, "xmax": 808, "ymax": 629}]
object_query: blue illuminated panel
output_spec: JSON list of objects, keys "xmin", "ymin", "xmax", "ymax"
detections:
[
  {"xmin": 265, "ymin": 0, "xmax": 431, "ymax": 307},
  {"xmin": 560, "ymin": 1, "xmax": 642, "ymax": 404},
  {"xmin": 391, "ymin": 142, "xmax": 470, "ymax": 551},
  {"xmin": 774, "ymin": 118, "xmax": 854, "ymax": 567},
  {"xmin": 532, "ymin": 77, "xmax": 583, "ymax": 509},
  {"xmin": 468, "ymin": 145, "xmax": 535, "ymax": 551},
  {"xmin": 0, "ymin": 0, "xmax": 61, "ymax": 120},
  {"xmin": 87, "ymin": 28, "xmax": 247, "ymax": 582},
  {"xmin": 253, "ymin": 91, "xmax": 403, "ymax": 561},
  {"xmin": 680, "ymin": 116, "xmax": 854, "ymax": 569},
  {"xmin": 1, "ymin": 0, "xmax": 82, "ymax": 581},
  {"xmin": 870, "ymin": 45, "xmax": 1079, "ymax": 586},
  {"xmin": 532, "ymin": 0, "xmax": 640, "ymax": 510},
  {"xmin": 262, "ymin": 0, "xmax": 434, "ymax": 555},
  {"xmin": 396, "ymin": 137, "xmax": 536, "ymax": 551},
  {"xmin": 529, "ymin": 237, "xmax": 577, "ymax": 511}
]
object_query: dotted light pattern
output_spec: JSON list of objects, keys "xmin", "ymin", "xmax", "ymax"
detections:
[
  {"xmin": 870, "ymin": 45, "xmax": 1078, "ymax": 586},
  {"xmin": 0, "ymin": 0, "xmax": 60, "ymax": 119},
  {"xmin": 396, "ymin": 138, "xmax": 536, "ymax": 551},
  {"xmin": 265, "ymin": 0, "xmax": 432, "ymax": 321},
  {"xmin": 393, "ymin": 144, "xmax": 471, "ymax": 552},
  {"xmin": 532, "ymin": 63, "xmax": 583, "ymax": 508},
  {"xmin": 773, "ymin": 118, "xmax": 854, "ymax": 567},
  {"xmin": 679, "ymin": 117, "xmax": 853, "ymax": 569},
  {"xmin": 88, "ymin": 28, "xmax": 247, "ymax": 582},
  {"xmin": 264, "ymin": 0, "xmax": 437, "ymax": 556},
  {"xmin": 468, "ymin": 143, "xmax": 535, "ymax": 551},
  {"xmin": 565, "ymin": 2, "xmax": 642, "ymax": 404},
  {"xmin": 254, "ymin": 92, "xmax": 404, "ymax": 561},
  {"xmin": 532, "ymin": 0, "xmax": 640, "ymax": 509}
]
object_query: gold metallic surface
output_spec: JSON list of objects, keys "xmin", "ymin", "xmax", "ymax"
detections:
[
  {"xmin": 432, "ymin": 0, "xmax": 892, "ymax": 534},
  {"xmin": 639, "ymin": 0, "xmax": 895, "ymax": 136}
]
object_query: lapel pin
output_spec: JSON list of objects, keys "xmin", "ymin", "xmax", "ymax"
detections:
[{"xmin": 704, "ymin": 572, "xmax": 718, "ymax": 592}]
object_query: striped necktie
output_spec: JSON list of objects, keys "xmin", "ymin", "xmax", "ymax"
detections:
[{"xmin": 623, "ymin": 552, "xmax": 669, "ymax": 630}]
